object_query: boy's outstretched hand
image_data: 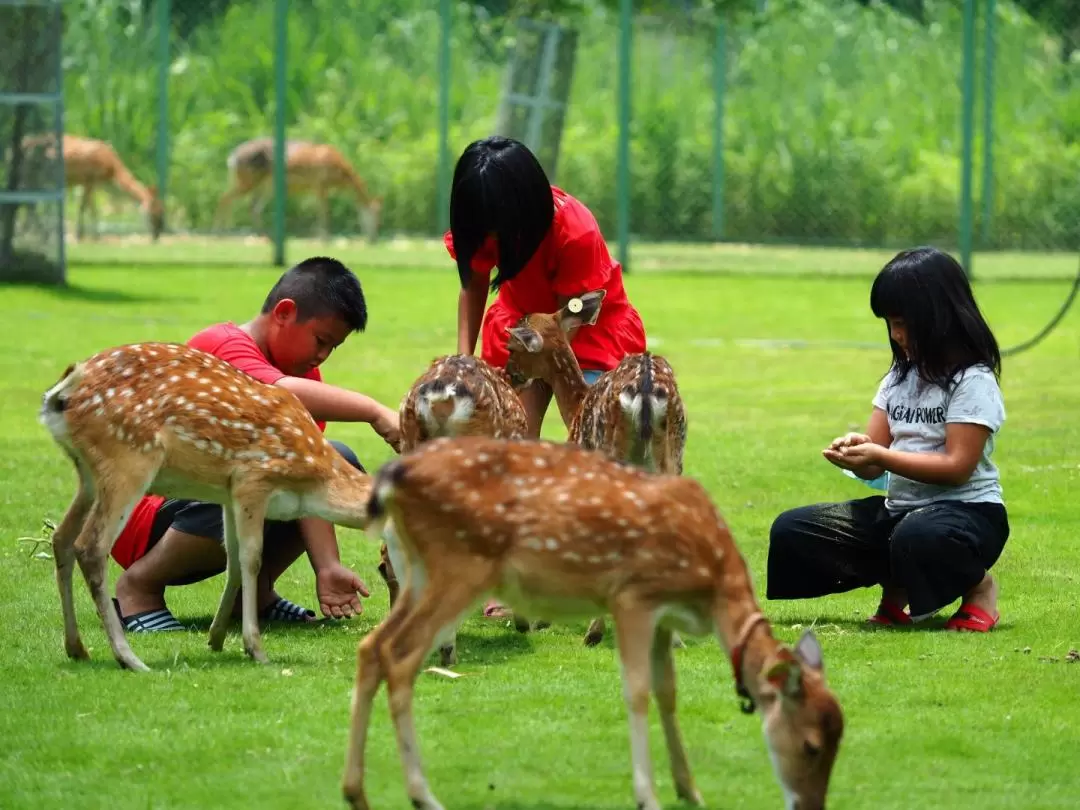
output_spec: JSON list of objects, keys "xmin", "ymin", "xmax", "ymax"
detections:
[
  {"xmin": 316, "ymin": 562, "xmax": 371, "ymax": 619},
  {"xmin": 372, "ymin": 404, "xmax": 402, "ymax": 453}
]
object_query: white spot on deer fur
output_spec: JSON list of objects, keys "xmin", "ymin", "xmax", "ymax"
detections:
[
  {"xmin": 94, "ymin": 408, "xmax": 105, "ymax": 417},
  {"xmin": 134, "ymin": 403, "xmax": 143, "ymax": 412},
  {"xmin": 169, "ymin": 375, "xmax": 180, "ymax": 383},
  {"xmin": 304, "ymin": 455, "xmax": 314, "ymax": 465},
  {"xmin": 91, "ymin": 394, "xmax": 103, "ymax": 406},
  {"xmin": 523, "ymin": 538, "xmax": 543, "ymax": 551},
  {"xmin": 211, "ymin": 386, "xmax": 221, "ymax": 394},
  {"xmin": 584, "ymin": 471, "xmax": 595, "ymax": 480},
  {"xmin": 586, "ymin": 555, "xmax": 603, "ymax": 564},
  {"xmin": 194, "ymin": 439, "xmax": 208, "ymax": 450},
  {"xmin": 697, "ymin": 566, "xmax": 710, "ymax": 577},
  {"xmin": 210, "ymin": 441, "xmax": 224, "ymax": 455},
  {"xmin": 605, "ymin": 551, "xmax": 622, "ymax": 561},
  {"xmin": 142, "ymin": 442, "xmax": 153, "ymax": 453},
  {"xmin": 106, "ymin": 388, "xmax": 115, "ymax": 398},
  {"xmin": 678, "ymin": 559, "xmax": 689, "ymax": 568},
  {"xmin": 456, "ymin": 530, "xmax": 467, "ymax": 539},
  {"xmin": 639, "ymin": 549, "xmax": 654, "ymax": 560},
  {"xmin": 544, "ymin": 537, "xmax": 559, "ymax": 550},
  {"xmin": 562, "ymin": 551, "xmax": 582, "ymax": 562}
]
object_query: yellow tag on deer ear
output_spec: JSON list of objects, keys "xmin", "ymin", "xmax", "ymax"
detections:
[{"xmin": 567, "ymin": 297, "xmax": 583, "ymax": 314}]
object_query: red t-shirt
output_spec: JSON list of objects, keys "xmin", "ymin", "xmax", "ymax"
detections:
[
  {"xmin": 444, "ymin": 186, "xmax": 647, "ymax": 371},
  {"xmin": 110, "ymin": 323, "xmax": 325, "ymax": 569}
]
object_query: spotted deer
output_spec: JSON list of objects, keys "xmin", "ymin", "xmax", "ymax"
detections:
[
  {"xmin": 20, "ymin": 133, "xmax": 164, "ymax": 241},
  {"xmin": 376, "ymin": 353, "xmax": 530, "ymax": 666},
  {"xmin": 505, "ymin": 290, "xmax": 688, "ymax": 645},
  {"xmin": 212, "ymin": 138, "xmax": 382, "ymax": 241},
  {"xmin": 343, "ymin": 437, "xmax": 844, "ymax": 810},
  {"xmin": 38, "ymin": 342, "xmax": 377, "ymax": 673}
]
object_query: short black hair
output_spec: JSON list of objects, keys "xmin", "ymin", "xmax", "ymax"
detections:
[
  {"xmin": 261, "ymin": 256, "xmax": 367, "ymax": 332},
  {"xmin": 870, "ymin": 246, "xmax": 1001, "ymax": 390},
  {"xmin": 449, "ymin": 135, "xmax": 554, "ymax": 292}
]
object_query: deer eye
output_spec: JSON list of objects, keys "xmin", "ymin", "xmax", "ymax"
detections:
[{"xmin": 803, "ymin": 741, "xmax": 821, "ymax": 757}]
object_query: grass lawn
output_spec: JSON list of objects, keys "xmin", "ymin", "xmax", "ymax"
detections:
[{"xmin": 1, "ymin": 238, "xmax": 1078, "ymax": 810}]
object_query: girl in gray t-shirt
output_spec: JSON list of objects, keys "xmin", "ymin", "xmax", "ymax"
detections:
[{"xmin": 766, "ymin": 246, "xmax": 1010, "ymax": 632}]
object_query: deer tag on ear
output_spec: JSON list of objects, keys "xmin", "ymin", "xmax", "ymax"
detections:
[
  {"xmin": 507, "ymin": 326, "xmax": 543, "ymax": 354},
  {"xmin": 558, "ymin": 289, "xmax": 606, "ymax": 333}
]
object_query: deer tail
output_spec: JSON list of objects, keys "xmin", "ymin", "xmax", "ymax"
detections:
[
  {"xmin": 366, "ymin": 457, "xmax": 408, "ymax": 533},
  {"xmin": 619, "ymin": 353, "xmax": 664, "ymax": 445}
]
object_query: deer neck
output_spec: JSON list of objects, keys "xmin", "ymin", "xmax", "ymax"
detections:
[
  {"xmin": 548, "ymin": 346, "xmax": 589, "ymax": 429},
  {"xmin": 317, "ymin": 464, "xmax": 372, "ymax": 530},
  {"xmin": 719, "ymin": 608, "xmax": 781, "ymax": 715}
]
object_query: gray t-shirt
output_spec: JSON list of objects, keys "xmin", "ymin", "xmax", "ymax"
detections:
[{"xmin": 872, "ymin": 364, "xmax": 1005, "ymax": 512}]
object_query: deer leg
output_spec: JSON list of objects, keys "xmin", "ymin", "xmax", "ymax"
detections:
[
  {"xmin": 652, "ymin": 627, "xmax": 703, "ymax": 805},
  {"xmin": 75, "ymin": 186, "xmax": 90, "ymax": 242},
  {"xmin": 211, "ymin": 186, "xmax": 243, "ymax": 232},
  {"xmin": 52, "ymin": 459, "xmax": 95, "ymax": 661},
  {"xmin": 234, "ymin": 496, "xmax": 270, "ymax": 663},
  {"xmin": 382, "ymin": 578, "xmax": 486, "ymax": 810},
  {"xmin": 208, "ymin": 504, "xmax": 241, "ymax": 654},
  {"xmin": 343, "ymin": 580, "xmax": 419, "ymax": 810},
  {"xmin": 613, "ymin": 603, "xmax": 662, "ymax": 810},
  {"xmin": 87, "ymin": 185, "xmax": 101, "ymax": 240},
  {"xmin": 73, "ymin": 467, "xmax": 159, "ymax": 673},
  {"xmin": 584, "ymin": 616, "xmax": 606, "ymax": 646},
  {"xmin": 316, "ymin": 189, "xmax": 329, "ymax": 239}
]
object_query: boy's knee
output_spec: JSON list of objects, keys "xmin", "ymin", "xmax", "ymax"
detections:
[
  {"xmin": 769, "ymin": 506, "xmax": 815, "ymax": 547},
  {"xmin": 328, "ymin": 440, "xmax": 366, "ymax": 473}
]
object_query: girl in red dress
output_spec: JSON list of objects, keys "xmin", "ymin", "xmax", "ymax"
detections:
[{"xmin": 445, "ymin": 135, "xmax": 648, "ymax": 438}]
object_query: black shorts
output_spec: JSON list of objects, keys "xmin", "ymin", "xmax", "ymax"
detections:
[{"xmin": 146, "ymin": 439, "xmax": 365, "ymax": 550}]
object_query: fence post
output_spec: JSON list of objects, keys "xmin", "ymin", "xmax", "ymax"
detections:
[
  {"xmin": 712, "ymin": 15, "xmax": 727, "ymax": 242},
  {"xmin": 980, "ymin": 0, "xmax": 996, "ymax": 249},
  {"xmin": 958, "ymin": 0, "xmax": 977, "ymax": 278},
  {"xmin": 272, "ymin": 0, "xmax": 288, "ymax": 267},
  {"xmin": 155, "ymin": 0, "xmax": 170, "ymax": 234},
  {"xmin": 436, "ymin": 0, "xmax": 451, "ymax": 235},
  {"xmin": 616, "ymin": 0, "xmax": 632, "ymax": 272}
]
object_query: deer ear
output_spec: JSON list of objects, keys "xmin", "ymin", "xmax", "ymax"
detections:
[
  {"xmin": 764, "ymin": 656, "xmax": 803, "ymax": 699},
  {"xmin": 794, "ymin": 630, "xmax": 824, "ymax": 672},
  {"xmin": 507, "ymin": 326, "xmax": 543, "ymax": 353},
  {"xmin": 558, "ymin": 289, "xmax": 606, "ymax": 333}
]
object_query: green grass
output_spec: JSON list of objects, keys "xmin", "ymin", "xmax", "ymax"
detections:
[{"xmin": 2, "ymin": 242, "xmax": 1079, "ymax": 809}]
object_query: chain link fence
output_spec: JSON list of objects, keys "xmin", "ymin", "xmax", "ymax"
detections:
[{"xmin": 45, "ymin": 0, "xmax": 1080, "ymax": 274}]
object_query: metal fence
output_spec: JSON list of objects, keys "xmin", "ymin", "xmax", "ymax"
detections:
[{"xmin": 43, "ymin": 0, "xmax": 1080, "ymax": 273}]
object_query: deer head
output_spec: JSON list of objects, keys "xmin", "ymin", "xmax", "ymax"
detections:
[
  {"xmin": 359, "ymin": 197, "xmax": 382, "ymax": 243},
  {"xmin": 504, "ymin": 289, "xmax": 606, "ymax": 388},
  {"xmin": 145, "ymin": 185, "xmax": 165, "ymax": 241}
]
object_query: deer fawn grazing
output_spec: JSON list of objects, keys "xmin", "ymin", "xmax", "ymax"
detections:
[
  {"xmin": 212, "ymin": 138, "xmax": 382, "ymax": 241},
  {"xmin": 39, "ymin": 342, "xmax": 375, "ymax": 673},
  {"xmin": 20, "ymin": 133, "xmax": 164, "ymax": 241},
  {"xmin": 378, "ymin": 354, "xmax": 530, "ymax": 666},
  {"xmin": 343, "ymin": 437, "xmax": 844, "ymax": 810},
  {"xmin": 505, "ymin": 290, "xmax": 688, "ymax": 646}
]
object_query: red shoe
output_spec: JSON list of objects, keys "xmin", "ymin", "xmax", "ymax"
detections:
[
  {"xmin": 867, "ymin": 600, "xmax": 913, "ymax": 626},
  {"xmin": 944, "ymin": 603, "xmax": 999, "ymax": 632}
]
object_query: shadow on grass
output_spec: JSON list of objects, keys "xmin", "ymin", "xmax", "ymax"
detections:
[{"xmin": 7, "ymin": 280, "xmax": 191, "ymax": 305}]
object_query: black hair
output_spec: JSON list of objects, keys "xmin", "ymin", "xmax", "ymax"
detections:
[
  {"xmin": 448, "ymin": 135, "xmax": 554, "ymax": 292},
  {"xmin": 261, "ymin": 256, "xmax": 367, "ymax": 332},
  {"xmin": 870, "ymin": 246, "xmax": 1001, "ymax": 390}
]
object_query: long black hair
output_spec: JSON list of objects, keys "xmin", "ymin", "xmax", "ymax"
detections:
[
  {"xmin": 448, "ymin": 136, "xmax": 554, "ymax": 292},
  {"xmin": 870, "ymin": 246, "xmax": 1001, "ymax": 390}
]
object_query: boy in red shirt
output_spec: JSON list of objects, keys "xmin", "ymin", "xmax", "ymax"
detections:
[
  {"xmin": 445, "ymin": 135, "xmax": 648, "ymax": 616},
  {"xmin": 110, "ymin": 257, "xmax": 401, "ymax": 632}
]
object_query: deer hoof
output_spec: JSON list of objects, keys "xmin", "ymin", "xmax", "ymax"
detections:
[
  {"xmin": 65, "ymin": 638, "xmax": 90, "ymax": 661},
  {"xmin": 512, "ymin": 613, "xmax": 531, "ymax": 634},
  {"xmin": 583, "ymin": 631, "xmax": 604, "ymax": 647},
  {"xmin": 438, "ymin": 644, "xmax": 457, "ymax": 668}
]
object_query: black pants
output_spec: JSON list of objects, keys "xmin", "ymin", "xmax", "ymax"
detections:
[
  {"xmin": 766, "ymin": 496, "xmax": 1010, "ymax": 617},
  {"xmin": 147, "ymin": 439, "xmax": 365, "ymax": 552}
]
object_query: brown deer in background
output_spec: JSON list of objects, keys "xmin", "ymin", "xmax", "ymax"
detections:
[
  {"xmin": 377, "ymin": 353, "xmax": 530, "ymax": 666},
  {"xmin": 38, "ymin": 342, "xmax": 378, "ymax": 673},
  {"xmin": 505, "ymin": 290, "xmax": 689, "ymax": 646},
  {"xmin": 343, "ymin": 437, "xmax": 844, "ymax": 810},
  {"xmin": 212, "ymin": 138, "xmax": 382, "ymax": 241},
  {"xmin": 20, "ymin": 133, "xmax": 164, "ymax": 241}
]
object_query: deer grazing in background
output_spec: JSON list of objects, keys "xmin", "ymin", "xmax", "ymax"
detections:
[
  {"xmin": 19, "ymin": 133, "xmax": 164, "ymax": 242},
  {"xmin": 212, "ymin": 138, "xmax": 382, "ymax": 241},
  {"xmin": 38, "ymin": 342, "xmax": 379, "ymax": 673},
  {"xmin": 505, "ymin": 290, "xmax": 689, "ymax": 646},
  {"xmin": 343, "ymin": 437, "xmax": 844, "ymax": 810},
  {"xmin": 377, "ymin": 353, "xmax": 530, "ymax": 666}
]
